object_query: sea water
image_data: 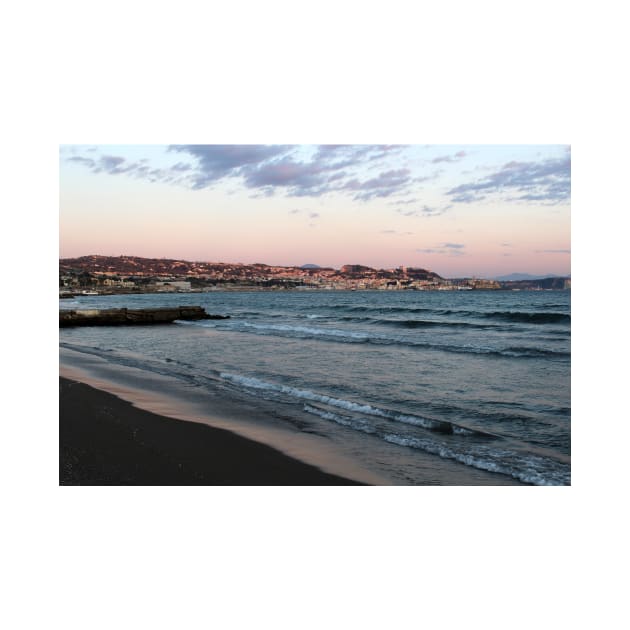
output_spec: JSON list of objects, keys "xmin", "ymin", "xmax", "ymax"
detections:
[{"xmin": 59, "ymin": 289, "xmax": 571, "ymax": 485}]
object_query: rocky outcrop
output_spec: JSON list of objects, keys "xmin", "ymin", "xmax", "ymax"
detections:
[{"xmin": 59, "ymin": 306, "xmax": 228, "ymax": 327}]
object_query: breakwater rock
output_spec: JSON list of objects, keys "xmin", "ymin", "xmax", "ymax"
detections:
[{"xmin": 59, "ymin": 306, "xmax": 228, "ymax": 327}]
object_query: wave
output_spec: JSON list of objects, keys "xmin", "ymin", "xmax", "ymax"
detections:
[
  {"xmin": 381, "ymin": 434, "xmax": 570, "ymax": 486},
  {"xmin": 328, "ymin": 304, "xmax": 452, "ymax": 315},
  {"xmin": 219, "ymin": 372, "xmax": 491, "ymax": 437},
  {"xmin": 301, "ymin": 403, "xmax": 568, "ymax": 485},
  {"xmin": 303, "ymin": 404, "xmax": 378, "ymax": 434},
  {"xmin": 193, "ymin": 320, "xmax": 569, "ymax": 358},
  {"xmin": 370, "ymin": 318, "xmax": 499, "ymax": 330},
  {"xmin": 500, "ymin": 346, "xmax": 570, "ymax": 358},
  {"xmin": 301, "ymin": 303, "xmax": 570, "ymax": 324},
  {"xmin": 225, "ymin": 321, "xmax": 372, "ymax": 341},
  {"xmin": 482, "ymin": 311, "xmax": 570, "ymax": 324},
  {"xmin": 60, "ymin": 340, "xmax": 570, "ymax": 485}
]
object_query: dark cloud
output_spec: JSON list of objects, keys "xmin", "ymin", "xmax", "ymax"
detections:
[
  {"xmin": 170, "ymin": 144, "xmax": 293, "ymax": 189},
  {"xmin": 237, "ymin": 150, "xmax": 414, "ymax": 200},
  {"xmin": 243, "ymin": 157, "xmax": 328, "ymax": 193},
  {"xmin": 447, "ymin": 155, "xmax": 571, "ymax": 204},
  {"xmin": 64, "ymin": 144, "xmax": 420, "ymax": 202},
  {"xmin": 177, "ymin": 144, "xmax": 415, "ymax": 199}
]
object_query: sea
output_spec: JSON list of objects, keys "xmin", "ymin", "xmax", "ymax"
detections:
[{"xmin": 59, "ymin": 289, "xmax": 571, "ymax": 485}]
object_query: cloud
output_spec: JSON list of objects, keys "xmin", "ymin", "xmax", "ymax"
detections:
[
  {"xmin": 380, "ymin": 229, "xmax": 414, "ymax": 236},
  {"xmin": 289, "ymin": 208, "xmax": 321, "ymax": 225},
  {"xmin": 450, "ymin": 192, "xmax": 484, "ymax": 204},
  {"xmin": 94, "ymin": 155, "xmax": 136, "ymax": 175},
  {"xmin": 67, "ymin": 156, "xmax": 96, "ymax": 168},
  {"xmin": 243, "ymin": 156, "xmax": 331, "ymax": 194},
  {"xmin": 65, "ymin": 151, "xmax": 195, "ymax": 186},
  {"xmin": 314, "ymin": 144, "xmax": 405, "ymax": 166},
  {"xmin": 340, "ymin": 169, "xmax": 412, "ymax": 201},
  {"xmin": 431, "ymin": 150, "xmax": 467, "ymax": 164},
  {"xmin": 244, "ymin": 153, "xmax": 412, "ymax": 200},
  {"xmin": 446, "ymin": 155, "xmax": 571, "ymax": 204},
  {"xmin": 535, "ymin": 249, "xmax": 571, "ymax": 254},
  {"xmin": 396, "ymin": 203, "xmax": 452, "ymax": 218},
  {"xmin": 416, "ymin": 242, "xmax": 466, "ymax": 256},
  {"xmin": 170, "ymin": 144, "xmax": 293, "ymax": 189},
  {"xmin": 65, "ymin": 144, "xmax": 419, "ymax": 201},
  {"xmin": 389, "ymin": 197, "xmax": 417, "ymax": 206}
]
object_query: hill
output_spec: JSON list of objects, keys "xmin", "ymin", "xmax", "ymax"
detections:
[{"xmin": 494, "ymin": 273, "xmax": 568, "ymax": 281}]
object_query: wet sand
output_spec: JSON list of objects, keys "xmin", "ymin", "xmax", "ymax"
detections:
[{"xmin": 59, "ymin": 377, "xmax": 363, "ymax": 485}]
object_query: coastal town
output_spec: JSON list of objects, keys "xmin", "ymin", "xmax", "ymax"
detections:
[{"xmin": 59, "ymin": 255, "xmax": 571, "ymax": 296}]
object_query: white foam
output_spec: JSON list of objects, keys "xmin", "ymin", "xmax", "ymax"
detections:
[
  {"xmin": 382, "ymin": 433, "xmax": 568, "ymax": 485},
  {"xmin": 303, "ymin": 404, "xmax": 376, "ymax": 434},
  {"xmin": 233, "ymin": 321, "xmax": 370, "ymax": 340},
  {"xmin": 392, "ymin": 413, "xmax": 444, "ymax": 431},
  {"xmin": 220, "ymin": 372, "xmax": 447, "ymax": 431},
  {"xmin": 219, "ymin": 372, "xmax": 570, "ymax": 485},
  {"xmin": 220, "ymin": 372, "xmax": 387, "ymax": 416}
]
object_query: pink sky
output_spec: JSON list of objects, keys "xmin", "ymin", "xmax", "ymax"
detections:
[{"xmin": 60, "ymin": 144, "xmax": 570, "ymax": 277}]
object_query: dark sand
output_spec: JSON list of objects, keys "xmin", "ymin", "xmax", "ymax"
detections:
[{"xmin": 59, "ymin": 377, "xmax": 363, "ymax": 485}]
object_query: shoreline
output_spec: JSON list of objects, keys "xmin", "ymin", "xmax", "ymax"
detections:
[
  {"xmin": 60, "ymin": 345, "xmax": 392, "ymax": 484},
  {"xmin": 59, "ymin": 345, "xmax": 531, "ymax": 485},
  {"xmin": 59, "ymin": 376, "xmax": 364, "ymax": 485}
]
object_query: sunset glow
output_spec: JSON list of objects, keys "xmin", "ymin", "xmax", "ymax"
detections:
[{"xmin": 60, "ymin": 144, "xmax": 570, "ymax": 278}]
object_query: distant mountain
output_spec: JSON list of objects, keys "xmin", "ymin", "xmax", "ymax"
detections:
[
  {"xmin": 494, "ymin": 273, "xmax": 568, "ymax": 281},
  {"xmin": 300, "ymin": 264, "xmax": 321, "ymax": 269}
]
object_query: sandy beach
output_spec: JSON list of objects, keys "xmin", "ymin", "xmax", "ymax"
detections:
[{"xmin": 59, "ymin": 376, "xmax": 363, "ymax": 485}]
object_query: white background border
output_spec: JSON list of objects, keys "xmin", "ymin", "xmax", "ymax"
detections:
[{"xmin": 4, "ymin": 1, "xmax": 626, "ymax": 628}]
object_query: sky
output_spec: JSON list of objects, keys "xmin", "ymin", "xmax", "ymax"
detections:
[{"xmin": 59, "ymin": 144, "xmax": 570, "ymax": 278}]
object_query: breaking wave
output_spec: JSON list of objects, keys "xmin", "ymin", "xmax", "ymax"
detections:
[
  {"xmin": 300, "ymin": 403, "xmax": 569, "ymax": 485},
  {"xmin": 219, "ymin": 372, "xmax": 492, "ymax": 437}
]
